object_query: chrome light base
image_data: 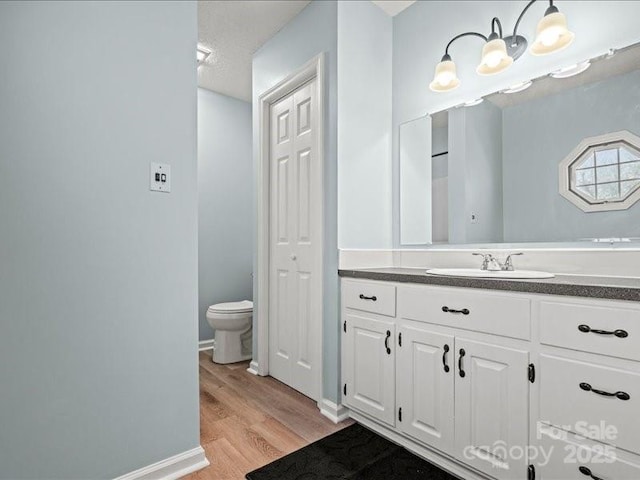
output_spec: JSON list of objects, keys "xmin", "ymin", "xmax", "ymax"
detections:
[{"xmin": 503, "ymin": 35, "xmax": 528, "ymax": 61}]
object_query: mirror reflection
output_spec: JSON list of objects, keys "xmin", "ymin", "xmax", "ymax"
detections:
[{"xmin": 400, "ymin": 42, "xmax": 640, "ymax": 246}]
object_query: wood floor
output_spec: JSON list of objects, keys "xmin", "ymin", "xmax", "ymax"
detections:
[{"xmin": 187, "ymin": 351, "xmax": 353, "ymax": 480}]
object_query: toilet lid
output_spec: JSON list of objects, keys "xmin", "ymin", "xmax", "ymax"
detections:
[{"xmin": 208, "ymin": 300, "xmax": 253, "ymax": 314}]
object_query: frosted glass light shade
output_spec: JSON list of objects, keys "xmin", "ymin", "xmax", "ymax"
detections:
[
  {"xmin": 429, "ymin": 60, "xmax": 460, "ymax": 92},
  {"xmin": 531, "ymin": 11, "xmax": 575, "ymax": 55},
  {"xmin": 476, "ymin": 38, "xmax": 513, "ymax": 75}
]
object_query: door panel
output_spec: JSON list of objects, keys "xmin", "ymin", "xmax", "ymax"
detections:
[
  {"xmin": 455, "ymin": 338, "xmax": 529, "ymax": 480},
  {"xmin": 397, "ymin": 322, "xmax": 454, "ymax": 454},
  {"xmin": 343, "ymin": 312, "xmax": 395, "ymax": 426},
  {"xmin": 269, "ymin": 79, "xmax": 320, "ymax": 400}
]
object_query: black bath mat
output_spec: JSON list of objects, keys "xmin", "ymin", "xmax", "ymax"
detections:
[{"xmin": 246, "ymin": 423, "xmax": 459, "ymax": 480}]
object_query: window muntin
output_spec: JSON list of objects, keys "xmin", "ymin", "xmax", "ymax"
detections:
[{"xmin": 570, "ymin": 141, "xmax": 640, "ymax": 205}]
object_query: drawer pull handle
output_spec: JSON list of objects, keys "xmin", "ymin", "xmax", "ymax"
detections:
[
  {"xmin": 458, "ymin": 348, "xmax": 466, "ymax": 377},
  {"xmin": 442, "ymin": 344, "xmax": 450, "ymax": 373},
  {"xmin": 359, "ymin": 294, "xmax": 377, "ymax": 301},
  {"xmin": 578, "ymin": 466, "xmax": 604, "ymax": 480},
  {"xmin": 578, "ymin": 324, "xmax": 628, "ymax": 338},
  {"xmin": 384, "ymin": 330, "xmax": 391, "ymax": 355},
  {"xmin": 579, "ymin": 382, "xmax": 630, "ymax": 401},
  {"xmin": 442, "ymin": 306, "xmax": 470, "ymax": 315}
]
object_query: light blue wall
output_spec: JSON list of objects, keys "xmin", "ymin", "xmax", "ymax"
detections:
[
  {"xmin": 392, "ymin": 1, "xmax": 640, "ymax": 247},
  {"xmin": 0, "ymin": 1, "xmax": 199, "ymax": 478},
  {"xmin": 337, "ymin": 0, "xmax": 393, "ymax": 249},
  {"xmin": 463, "ymin": 101, "xmax": 504, "ymax": 243},
  {"xmin": 198, "ymin": 89, "xmax": 253, "ymax": 341},
  {"xmin": 448, "ymin": 101, "xmax": 504, "ymax": 244},
  {"xmin": 503, "ymin": 69, "xmax": 640, "ymax": 242},
  {"xmin": 252, "ymin": 0, "xmax": 340, "ymax": 402}
]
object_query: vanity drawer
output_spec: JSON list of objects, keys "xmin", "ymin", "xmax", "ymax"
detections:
[
  {"xmin": 398, "ymin": 285, "xmax": 531, "ymax": 340},
  {"xmin": 539, "ymin": 301, "xmax": 640, "ymax": 362},
  {"xmin": 537, "ymin": 425, "xmax": 640, "ymax": 480},
  {"xmin": 342, "ymin": 279, "xmax": 396, "ymax": 317},
  {"xmin": 539, "ymin": 354, "xmax": 640, "ymax": 455}
]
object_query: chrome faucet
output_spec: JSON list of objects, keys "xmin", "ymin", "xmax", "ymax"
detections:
[
  {"xmin": 472, "ymin": 253, "xmax": 501, "ymax": 271},
  {"xmin": 501, "ymin": 253, "xmax": 523, "ymax": 271},
  {"xmin": 473, "ymin": 252, "xmax": 523, "ymax": 271}
]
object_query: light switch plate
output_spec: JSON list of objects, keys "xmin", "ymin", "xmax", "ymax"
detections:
[{"xmin": 150, "ymin": 163, "xmax": 171, "ymax": 193}]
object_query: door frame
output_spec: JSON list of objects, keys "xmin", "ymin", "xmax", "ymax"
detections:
[{"xmin": 253, "ymin": 53, "xmax": 325, "ymax": 402}]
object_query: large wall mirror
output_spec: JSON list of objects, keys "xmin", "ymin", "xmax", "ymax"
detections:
[{"xmin": 400, "ymin": 42, "xmax": 640, "ymax": 247}]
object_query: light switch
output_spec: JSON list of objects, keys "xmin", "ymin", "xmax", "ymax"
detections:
[{"xmin": 150, "ymin": 163, "xmax": 171, "ymax": 193}]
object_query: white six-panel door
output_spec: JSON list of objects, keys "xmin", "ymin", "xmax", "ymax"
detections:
[
  {"xmin": 268, "ymin": 79, "xmax": 320, "ymax": 400},
  {"xmin": 397, "ymin": 322, "xmax": 454, "ymax": 453}
]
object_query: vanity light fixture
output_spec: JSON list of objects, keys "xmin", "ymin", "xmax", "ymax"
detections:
[
  {"xmin": 430, "ymin": 0, "xmax": 574, "ymax": 92},
  {"xmin": 550, "ymin": 60, "xmax": 590, "ymax": 78},
  {"xmin": 529, "ymin": 2, "xmax": 575, "ymax": 55},
  {"xmin": 429, "ymin": 56, "xmax": 460, "ymax": 92},
  {"xmin": 197, "ymin": 44, "xmax": 212, "ymax": 67},
  {"xmin": 477, "ymin": 19, "xmax": 514, "ymax": 76},
  {"xmin": 502, "ymin": 80, "xmax": 533, "ymax": 93}
]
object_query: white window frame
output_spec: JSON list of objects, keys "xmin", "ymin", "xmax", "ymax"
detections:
[{"xmin": 559, "ymin": 130, "xmax": 640, "ymax": 212}]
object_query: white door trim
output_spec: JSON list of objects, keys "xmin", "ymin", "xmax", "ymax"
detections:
[{"xmin": 254, "ymin": 53, "xmax": 325, "ymax": 402}]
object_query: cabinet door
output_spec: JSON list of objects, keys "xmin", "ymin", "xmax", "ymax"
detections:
[
  {"xmin": 454, "ymin": 338, "xmax": 529, "ymax": 480},
  {"xmin": 397, "ymin": 322, "xmax": 454, "ymax": 454},
  {"xmin": 343, "ymin": 312, "xmax": 395, "ymax": 426}
]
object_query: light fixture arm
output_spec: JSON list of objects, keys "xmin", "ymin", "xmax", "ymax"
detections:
[
  {"xmin": 444, "ymin": 32, "xmax": 489, "ymax": 58},
  {"xmin": 490, "ymin": 17, "xmax": 504, "ymax": 38},
  {"xmin": 511, "ymin": 0, "xmax": 558, "ymax": 45}
]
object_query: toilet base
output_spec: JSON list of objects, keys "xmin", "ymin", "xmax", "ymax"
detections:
[
  {"xmin": 212, "ymin": 329, "xmax": 253, "ymax": 364},
  {"xmin": 212, "ymin": 351, "xmax": 253, "ymax": 365}
]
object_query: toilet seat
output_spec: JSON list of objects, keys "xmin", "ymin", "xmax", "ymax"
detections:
[{"xmin": 207, "ymin": 300, "xmax": 253, "ymax": 315}]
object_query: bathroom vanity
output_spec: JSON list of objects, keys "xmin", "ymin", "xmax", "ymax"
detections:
[{"xmin": 339, "ymin": 269, "xmax": 640, "ymax": 480}]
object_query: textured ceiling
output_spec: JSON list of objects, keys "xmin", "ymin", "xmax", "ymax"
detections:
[
  {"xmin": 197, "ymin": 0, "xmax": 310, "ymax": 101},
  {"xmin": 197, "ymin": 0, "xmax": 417, "ymax": 101},
  {"xmin": 371, "ymin": 0, "xmax": 416, "ymax": 17}
]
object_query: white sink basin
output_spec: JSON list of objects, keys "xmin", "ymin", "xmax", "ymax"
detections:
[{"xmin": 426, "ymin": 268, "xmax": 555, "ymax": 279}]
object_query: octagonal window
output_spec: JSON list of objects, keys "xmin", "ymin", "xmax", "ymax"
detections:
[{"xmin": 560, "ymin": 132, "xmax": 640, "ymax": 212}]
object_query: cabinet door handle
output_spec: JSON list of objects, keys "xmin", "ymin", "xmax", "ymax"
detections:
[
  {"xmin": 384, "ymin": 330, "xmax": 391, "ymax": 355},
  {"xmin": 359, "ymin": 294, "xmax": 377, "ymax": 301},
  {"xmin": 579, "ymin": 382, "xmax": 630, "ymax": 401},
  {"xmin": 578, "ymin": 324, "xmax": 628, "ymax": 338},
  {"xmin": 458, "ymin": 348, "xmax": 466, "ymax": 377},
  {"xmin": 442, "ymin": 344, "xmax": 450, "ymax": 373},
  {"xmin": 442, "ymin": 306, "xmax": 470, "ymax": 315},
  {"xmin": 579, "ymin": 466, "xmax": 604, "ymax": 480}
]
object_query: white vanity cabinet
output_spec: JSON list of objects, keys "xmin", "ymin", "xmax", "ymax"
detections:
[
  {"xmin": 340, "ymin": 276, "xmax": 640, "ymax": 480},
  {"xmin": 453, "ymin": 337, "xmax": 530, "ymax": 479},
  {"xmin": 342, "ymin": 311, "xmax": 396, "ymax": 426},
  {"xmin": 341, "ymin": 280, "xmax": 397, "ymax": 426},
  {"xmin": 396, "ymin": 322, "xmax": 454, "ymax": 453}
]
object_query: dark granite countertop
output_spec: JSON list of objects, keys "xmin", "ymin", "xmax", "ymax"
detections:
[{"xmin": 338, "ymin": 268, "xmax": 640, "ymax": 302}]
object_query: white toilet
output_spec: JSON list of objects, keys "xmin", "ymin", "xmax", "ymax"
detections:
[{"xmin": 206, "ymin": 300, "xmax": 253, "ymax": 364}]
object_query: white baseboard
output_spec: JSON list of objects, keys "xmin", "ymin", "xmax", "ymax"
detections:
[
  {"xmin": 198, "ymin": 339, "xmax": 215, "ymax": 352},
  {"xmin": 247, "ymin": 360, "xmax": 260, "ymax": 375},
  {"xmin": 114, "ymin": 446, "xmax": 209, "ymax": 480},
  {"xmin": 319, "ymin": 399, "xmax": 349, "ymax": 424}
]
